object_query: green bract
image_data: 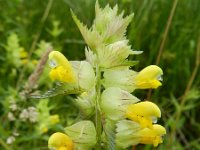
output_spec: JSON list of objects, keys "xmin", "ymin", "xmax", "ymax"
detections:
[
  {"xmin": 71, "ymin": 61, "xmax": 96, "ymax": 90},
  {"xmin": 75, "ymin": 89, "xmax": 96, "ymax": 117},
  {"xmin": 101, "ymin": 87, "xmax": 140, "ymax": 120},
  {"xmin": 71, "ymin": 2, "xmax": 140, "ymax": 69},
  {"xmin": 65, "ymin": 121, "xmax": 97, "ymax": 150}
]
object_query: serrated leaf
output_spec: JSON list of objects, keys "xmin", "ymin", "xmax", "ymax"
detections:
[{"xmin": 71, "ymin": 9, "xmax": 103, "ymax": 51}]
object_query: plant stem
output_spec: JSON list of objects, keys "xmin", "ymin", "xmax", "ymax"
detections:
[
  {"xmin": 147, "ymin": 0, "xmax": 179, "ymax": 100},
  {"xmin": 170, "ymin": 36, "xmax": 200, "ymax": 146},
  {"xmin": 0, "ymin": 138, "xmax": 12, "ymax": 150},
  {"xmin": 95, "ymin": 65, "xmax": 102, "ymax": 150}
]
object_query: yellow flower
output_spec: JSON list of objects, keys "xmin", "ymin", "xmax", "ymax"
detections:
[
  {"xmin": 50, "ymin": 115, "xmax": 60, "ymax": 124},
  {"xmin": 49, "ymin": 51, "xmax": 76, "ymax": 83},
  {"xmin": 125, "ymin": 101, "xmax": 161, "ymax": 128},
  {"xmin": 134, "ymin": 65, "xmax": 163, "ymax": 89},
  {"xmin": 48, "ymin": 132, "xmax": 74, "ymax": 150},
  {"xmin": 138, "ymin": 124, "xmax": 166, "ymax": 147}
]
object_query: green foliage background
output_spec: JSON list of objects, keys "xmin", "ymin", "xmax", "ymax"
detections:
[{"xmin": 0, "ymin": 0, "xmax": 199, "ymax": 149}]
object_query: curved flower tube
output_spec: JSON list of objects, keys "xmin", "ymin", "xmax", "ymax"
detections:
[
  {"xmin": 49, "ymin": 51, "xmax": 76, "ymax": 83},
  {"xmin": 125, "ymin": 101, "xmax": 161, "ymax": 128},
  {"xmin": 48, "ymin": 132, "xmax": 74, "ymax": 150}
]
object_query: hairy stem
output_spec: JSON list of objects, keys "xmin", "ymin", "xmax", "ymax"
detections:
[{"xmin": 95, "ymin": 65, "xmax": 102, "ymax": 150}]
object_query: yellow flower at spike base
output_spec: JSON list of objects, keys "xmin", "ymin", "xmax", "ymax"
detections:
[
  {"xmin": 138, "ymin": 124, "xmax": 166, "ymax": 147},
  {"xmin": 134, "ymin": 65, "xmax": 163, "ymax": 89},
  {"xmin": 48, "ymin": 132, "xmax": 74, "ymax": 150},
  {"xmin": 125, "ymin": 101, "xmax": 161, "ymax": 128},
  {"xmin": 49, "ymin": 51, "xmax": 76, "ymax": 83}
]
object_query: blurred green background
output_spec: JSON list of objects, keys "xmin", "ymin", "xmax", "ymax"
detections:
[{"xmin": 0, "ymin": 0, "xmax": 199, "ymax": 149}]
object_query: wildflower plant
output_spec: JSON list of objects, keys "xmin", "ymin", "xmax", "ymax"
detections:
[{"xmin": 36, "ymin": 2, "xmax": 166, "ymax": 150}]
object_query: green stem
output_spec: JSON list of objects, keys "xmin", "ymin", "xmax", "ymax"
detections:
[
  {"xmin": 95, "ymin": 65, "xmax": 102, "ymax": 150},
  {"xmin": 0, "ymin": 138, "xmax": 12, "ymax": 150}
]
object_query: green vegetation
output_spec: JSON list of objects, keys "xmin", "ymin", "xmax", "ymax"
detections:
[{"xmin": 0, "ymin": 0, "xmax": 199, "ymax": 149}]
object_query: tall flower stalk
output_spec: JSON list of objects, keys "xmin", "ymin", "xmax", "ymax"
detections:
[{"xmin": 40, "ymin": 2, "xmax": 166, "ymax": 150}]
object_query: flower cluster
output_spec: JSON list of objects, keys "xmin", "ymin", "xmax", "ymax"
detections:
[{"xmin": 47, "ymin": 2, "xmax": 166, "ymax": 150}]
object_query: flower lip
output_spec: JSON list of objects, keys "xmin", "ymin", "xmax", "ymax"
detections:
[
  {"xmin": 153, "ymin": 124, "xmax": 166, "ymax": 135},
  {"xmin": 138, "ymin": 124, "xmax": 166, "ymax": 147}
]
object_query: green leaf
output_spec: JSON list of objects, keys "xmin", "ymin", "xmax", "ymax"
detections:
[{"xmin": 28, "ymin": 82, "xmax": 83, "ymax": 99}]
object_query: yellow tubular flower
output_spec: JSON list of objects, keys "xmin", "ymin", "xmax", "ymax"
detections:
[
  {"xmin": 49, "ymin": 51, "xmax": 76, "ymax": 83},
  {"xmin": 138, "ymin": 124, "xmax": 166, "ymax": 147},
  {"xmin": 48, "ymin": 132, "xmax": 74, "ymax": 150},
  {"xmin": 134, "ymin": 65, "xmax": 163, "ymax": 89},
  {"xmin": 125, "ymin": 101, "xmax": 161, "ymax": 128}
]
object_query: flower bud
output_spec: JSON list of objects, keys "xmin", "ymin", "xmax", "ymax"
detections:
[{"xmin": 75, "ymin": 89, "xmax": 96, "ymax": 117}]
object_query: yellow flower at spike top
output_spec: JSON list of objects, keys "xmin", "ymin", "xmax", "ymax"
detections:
[
  {"xmin": 49, "ymin": 51, "xmax": 76, "ymax": 83},
  {"xmin": 125, "ymin": 101, "xmax": 161, "ymax": 128},
  {"xmin": 134, "ymin": 65, "xmax": 163, "ymax": 89},
  {"xmin": 48, "ymin": 132, "xmax": 74, "ymax": 150}
]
